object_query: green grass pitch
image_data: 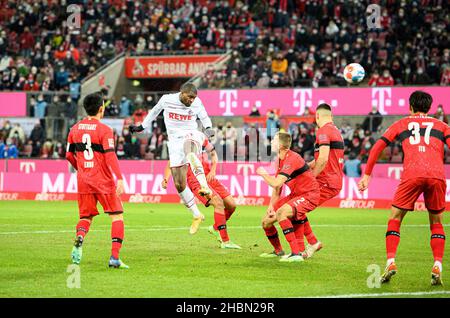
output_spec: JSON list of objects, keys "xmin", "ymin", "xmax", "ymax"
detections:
[{"xmin": 0, "ymin": 200, "xmax": 449, "ymax": 298}]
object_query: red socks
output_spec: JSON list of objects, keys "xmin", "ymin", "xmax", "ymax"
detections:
[
  {"xmin": 111, "ymin": 220, "xmax": 124, "ymax": 259},
  {"xmin": 264, "ymin": 226, "xmax": 283, "ymax": 253},
  {"xmin": 430, "ymin": 223, "xmax": 446, "ymax": 262},
  {"xmin": 303, "ymin": 219, "xmax": 318, "ymax": 245},
  {"xmin": 293, "ymin": 222, "xmax": 305, "ymax": 252},
  {"xmin": 279, "ymin": 219, "xmax": 300, "ymax": 255},
  {"xmin": 214, "ymin": 212, "xmax": 229, "ymax": 242},
  {"xmin": 76, "ymin": 219, "xmax": 91, "ymax": 239},
  {"xmin": 386, "ymin": 219, "xmax": 401, "ymax": 259},
  {"xmin": 224, "ymin": 207, "xmax": 236, "ymax": 221}
]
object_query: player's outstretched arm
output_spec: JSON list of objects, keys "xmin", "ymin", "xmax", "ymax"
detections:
[
  {"xmin": 358, "ymin": 139, "xmax": 387, "ymax": 192},
  {"xmin": 130, "ymin": 96, "xmax": 166, "ymax": 134}
]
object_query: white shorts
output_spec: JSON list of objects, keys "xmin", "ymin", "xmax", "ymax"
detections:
[{"xmin": 168, "ymin": 130, "xmax": 206, "ymax": 168}]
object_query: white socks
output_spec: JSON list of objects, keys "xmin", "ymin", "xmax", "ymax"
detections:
[
  {"xmin": 434, "ymin": 261, "xmax": 443, "ymax": 272},
  {"xmin": 179, "ymin": 187, "xmax": 202, "ymax": 218},
  {"xmin": 386, "ymin": 258, "xmax": 395, "ymax": 267},
  {"xmin": 186, "ymin": 152, "xmax": 210, "ymax": 190}
]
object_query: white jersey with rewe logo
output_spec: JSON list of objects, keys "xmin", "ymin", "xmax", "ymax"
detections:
[{"xmin": 141, "ymin": 92, "xmax": 212, "ymax": 138}]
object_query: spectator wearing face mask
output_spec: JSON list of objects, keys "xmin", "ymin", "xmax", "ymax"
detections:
[
  {"xmin": 376, "ymin": 69, "xmax": 395, "ymax": 86},
  {"xmin": 249, "ymin": 105, "xmax": 261, "ymax": 117},
  {"xmin": 434, "ymin": 105, "xmax": 448, "ymax": 124},
  {"xmin": 412, "ymin": 67, "xmax": 432, "ymax": 85},
  {"xmin": 0, "ymin": 138, "xmax": 18, "ymax": 159},
  {"xmin": 362, "ymin": 106, "xmax": 383, "ymax": 133},
  {"xmin": 271, "ymin": 53, "xmax": 288, "ymax": 77}
]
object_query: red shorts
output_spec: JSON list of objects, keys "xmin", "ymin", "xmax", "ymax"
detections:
[
  {"xmin": 273, "ymin": 192, "xmax": 318, "ymax": 221},
  {"xmin": 187, "ymin": 175, "xmax": 231, "ymax": 206},
  {"xmin": 318, "ymin": 184, "xmax": 341, "ymax": 206},
  {"xmin": 78, "ymin": 193, "xmax": 124, "ymax": 219},
  {"xmin": 392, "ymin": 178, "xmax": 446, "ymax": 214}
]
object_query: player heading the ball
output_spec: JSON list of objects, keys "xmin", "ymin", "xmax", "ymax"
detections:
[{"xmin": 129, "ymin": 83, "xmax": 215, "ymax": 233}]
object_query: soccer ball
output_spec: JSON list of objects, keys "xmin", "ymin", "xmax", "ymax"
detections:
[{"xmin": 343, "ymin": 63, "xmax": 365, "ymax": 84}]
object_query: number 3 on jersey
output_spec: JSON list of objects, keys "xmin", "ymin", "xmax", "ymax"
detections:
[
  {"xmin": 82, "ymin": 134, "xmax": 95, "ymax": 167},
  {"xmin": 408, "ymin": 122, "xmax": 433, "ymax": 152}
]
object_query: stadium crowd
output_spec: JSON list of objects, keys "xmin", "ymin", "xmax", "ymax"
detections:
[{"xmin": 0, "ymin": 0, "xmax": 449, "ymax": 95}]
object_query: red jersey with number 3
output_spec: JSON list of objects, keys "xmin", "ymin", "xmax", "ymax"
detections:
[
  {"xmin": 67, "ymin": 118, "xmax": 117, "ymax": 194},
  {"xmin": 314, "ymin": 122, "xmax": 345, "ymax": 189},
  {"xmin": 380, "ymin": 115, "xmax": 450, "ymax": 181},
  {"xmin": 277, "ymin": 150, "xmax": 319, "ymax": 201}
]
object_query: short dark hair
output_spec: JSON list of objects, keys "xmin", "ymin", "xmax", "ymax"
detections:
[
  {"xmin": 180, "ymin": 83, "xmax": 197, "ymax": 95},
  {"xmin": 316, "ymin": 103, "xmax": 332, "ymax": 112},
  {"xmin": 409, "ymin": 91, "xmax": 433, "ymax": 114},
  {"xmin": 83, "ymin": 92, "xmax": 104, "ymax": 116}
]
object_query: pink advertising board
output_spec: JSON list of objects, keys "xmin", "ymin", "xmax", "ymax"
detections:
[
  {"xmin": 1, "ymin": 160, "xmax": 450, "ymax": 210},
  {"xmin": 0, "ymin": 93, "xmax": 27, "ymax": 117},
  {"xmin": 197, "ymin": 86, "xmax": 449, "ymax": 116}
]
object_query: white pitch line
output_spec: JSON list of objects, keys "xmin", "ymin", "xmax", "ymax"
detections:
[
  {"xmin": 0, "ymin": 224, "xmax": 449, "ymax": 235},
  {"xmin": 305, "ymin": 291, "xmax": 450, "ymax": 298}
]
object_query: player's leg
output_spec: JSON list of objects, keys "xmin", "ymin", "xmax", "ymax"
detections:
[
  {"xmin": 275, "ymin": 204, "xmax": 303, "ymax": 262},
  {"xmin": 380, "ymin": 206, "xmax": 408, "ymax": 283},
  {"xmin": 172, "ymin": 164, "xmax": 205, "ymax": 233},
  {"xmin": 424, "ymin": 179, "xmax": 446, "ymax": 286},
  {"xmin": 429, "ymin": 212, "xmax": 445, "ymax": 286},
  {"xmin": 260, "ymin": 212, "xmax": 284, "ymax": 258},
  {"xmin": 222, "ymin": 195, "xmax": 237, "ymax": 221},
  {"xmin": 184, "ymin": 137, "xmax": 211, "ymax": 196},
  {"xmin": 292, "ymin": 218, "xmax": 306, "ymax": 256},
  {"xmin": 71, "ymin": 194, "xmax": 99, "ymax": 264},
  {"xmin": 96, "ymin": 193, "xmax": 128, "ymax": 269},
  {"xmin": 381, "ymin": 179, "xmax": 422, "ymax": 283},
  {"xmin": 208, "ymin": 195, "xmax": 241, "ymax": 249},
  {"xmin": 303, "ymin": 186, "xmax": 338, "ymax": 258},
  {"xmin": 107, "ymin": 212, "xmax": 128, "ymax": 269}
]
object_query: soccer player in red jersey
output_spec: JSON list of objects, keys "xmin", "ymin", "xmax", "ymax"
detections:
[
  {"xmin": 66, "ymin": 92, "xmax": 128, "ymax": 269},
  {"xmin": 359, "ymin": 91, "xmax": 449, "ymax": 286},
  {"xmin": 257, "ymin": 132, "xmax": 320, "ymax": 262},
  {"xmin": 303, "ymin": 103, "xmax": 345, "ymax": 258},
  {"xmin": 162, "ymin": 138, "xmax": 241, "ymax": 248}
]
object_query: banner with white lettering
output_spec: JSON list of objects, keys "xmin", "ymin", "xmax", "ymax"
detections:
[
  {"xmin": 1, "ymin": 159, "xmax": 449, "ymax": 209},
  {"xmin": 125, "ymin": 55, "xmax": 222, "ymax": 78}
]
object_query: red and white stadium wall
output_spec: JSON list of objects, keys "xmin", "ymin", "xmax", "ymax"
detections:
[{"xmin": 1, "ymin": 159, "xmax": 449, "ymax": 211}]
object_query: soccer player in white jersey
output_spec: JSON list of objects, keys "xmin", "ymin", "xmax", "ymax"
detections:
[{"xmin": 129, "ymin": 83, "xmax": 215, "ymax": 234}]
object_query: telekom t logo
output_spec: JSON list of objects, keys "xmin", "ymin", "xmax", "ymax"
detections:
[
  {"xmin": 219, "ymin": 90, "xmax": 238, "ymax": 116},
  {"xmin": 20, "ymin": 162, "xmax": 36, "ymax": 174},
  {"xmin": 237, "ymin": 164, "xmax": 255, "ymax": 176},
  {"xmin": 293, "ymin": 89, "xmax": 312, "ymax": 115},
  {"xmin": 371, "ymin": 88, "xmax": 392, "ymax": 115}
]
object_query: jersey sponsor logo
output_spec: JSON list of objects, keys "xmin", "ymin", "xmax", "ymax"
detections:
[
  {"xmin": 168, "ymin": 112, "xmax": 193, "ymax": 121},
  {"xmin": 77, "ymin": 124, "xmax": 97, "ymax": 130},
  {"xmin": 318, "ymin": 134, "xmax": 328, "ymax": 142},
  {"xmin": 108, "ymin": 138, "xmax": 115, "ymax": 148}
]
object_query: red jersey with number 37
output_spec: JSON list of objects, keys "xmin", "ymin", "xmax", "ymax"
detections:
[
  {"xmin": 277, "ymin": 150, "xmax": 319, "ymax": 200},
  {"xmin": 314, "ymin": 122, "xmax": 345, "ymax": 189},
  {"xmin": 67, "ymin": 118, "xmax": 117, "ymax": 194},
  {"xmin": 380, "ymin": 115, "xmax": 450, "ymax": 181}
]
